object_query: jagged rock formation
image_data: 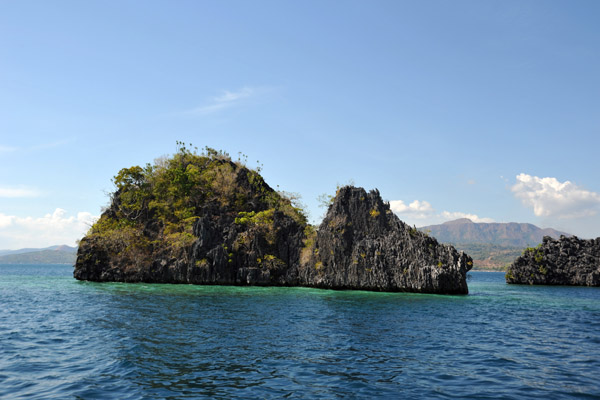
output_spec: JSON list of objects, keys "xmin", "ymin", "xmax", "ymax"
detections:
[
  {"xmin": 74, "ymin": 146, "xmax": 307, "ymax": 286},
  {"xmin": 75, "ymin": 146, "xmax": 472, "ymax": 294},
  {"xmin": 299, "ymin": 187, "xmax": 472, "ymax": 294},
  {"xmin": 506, "ymin": 235, "xmax": 600, "ymax": 286}
]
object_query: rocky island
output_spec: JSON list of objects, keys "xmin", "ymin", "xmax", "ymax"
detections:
[
  {"xmin": 506, "ymin": 235, "xmax": 600, "ymax": 286},
  {"xmin": 75, "ymin": 145, "xmax": 472, "ymax": 294},
  {"xmin": 299, "ymin": 186, "xmax": 472, "ymax": 293}
]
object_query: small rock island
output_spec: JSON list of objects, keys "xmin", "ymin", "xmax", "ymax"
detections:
[
  {"xmin": 75, "ymin": 145, "xmax": 472, "ymax": 294},
  {"xmin": 300, "ymin": 186, "xmax": 472, "ymax": 293},
  {"xmin": 506, "ymin": 235, "xmax": 600, "ymax": 286}
]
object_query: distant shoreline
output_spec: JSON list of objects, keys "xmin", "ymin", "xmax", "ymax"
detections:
[
  {"xmin": 471, "ymin": 269, "xmax": 505, "ymax": 273},
  {"xmin": 0, "ymin": 262, "xmax": 73, "ymax": 266}
]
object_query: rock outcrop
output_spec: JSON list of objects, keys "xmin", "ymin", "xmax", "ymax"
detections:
[
  {"xmin": 298, "ymin": 187, "xmax": 472, "ymax": 294},
  {"xmin": 74, "ymin": 146, "xmax": 472, "ymax": 294},
  {"xmin": 506, "ymin": 235, "xmax": 600, "ymax": 286},
  {"xmin": 74, "ymin": 149, "xmax": 307, "ymax": 286}
]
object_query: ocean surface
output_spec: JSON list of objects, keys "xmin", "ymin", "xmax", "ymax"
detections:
[{"xmin": 1, "ymin": 265, "xmax": 599, "ymax": 399}]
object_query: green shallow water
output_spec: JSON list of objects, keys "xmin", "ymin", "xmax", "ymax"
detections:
[{"xmin": 1, "ymin": 265, "xmax": 599, "ymax": 399}]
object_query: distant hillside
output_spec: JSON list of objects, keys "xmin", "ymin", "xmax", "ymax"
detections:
[
  {"xmin": 420, "ymin": 218, "xmax": 568, "ymax": 248},
  {"xmin": 419, "ymin": 219, "xmax": 570, "ymax": 271},
  {"xmin": 0, "ymin": 245, "xmax": 77, "ymax": 264},
  {"xmin": 450, "ymin": 243, "xmax": 524, "ymax": 271},
  {"xmin": 0, "ymin": 245, "xmax": 76, "ymax": 257}
]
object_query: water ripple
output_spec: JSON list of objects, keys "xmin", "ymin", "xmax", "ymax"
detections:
[{"xmin": 1, "ymin": 266, "xmax": 600, "ymax": 399}]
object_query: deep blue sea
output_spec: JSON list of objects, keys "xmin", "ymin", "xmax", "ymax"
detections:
[{"xmin": 1, "ymin": 265, "xmax": 599, "ymax": 399}]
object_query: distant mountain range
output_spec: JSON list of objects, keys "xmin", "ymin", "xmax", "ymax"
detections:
[
  {"xmin": 419, "ymin": 219, "xmax": 570, "ymax": 270},
  {"xmin": 420, "ymin": 218, "xmax": 569, "ymax": 248},
  {"xmin": 0, "ymin": 245, "xmax": 77, "ymax": 264}
]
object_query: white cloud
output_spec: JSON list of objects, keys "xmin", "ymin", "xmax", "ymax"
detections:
[
  {"xmin": 440, "ymin": 211, "xmax": 494, "ymax": 223},
  {"xmin": 0, "ymin": 208, "xmax": 98, "ymax": 249},
  {"xmin": 0, "ymin": 140, "xmax": 70, "ymax": 153},
  {"xmin": 189, "ymin": 87, "xmax": 257, "ymax": 115},
  {"xmin": 390, "ymin": 198, "xmax": 493, "ymax": 226},
  {"xmin": 31, "ymin": 139, "xmax": 72, "ymax": 151},
  {"xmin": 0, "ymin": 186, "xmax": 40, "ymax": 198},
  {"xmin": 511, "ymin": 173, "xmax": 600, "ymax": 218},
  {"xmin": 389, "ymin": 200, "xmax": 434, "ymax": 219},
  {"xmin": 0, "ymin": 214, "xmax": 13, "ymax": 228}
]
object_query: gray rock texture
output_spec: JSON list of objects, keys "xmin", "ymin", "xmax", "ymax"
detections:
[
  {"xmin": 75, "ymin": 178, "xmax": 472, "ymax": 294},
  {"xmin": 298, "ymin": 187, "xmax": 472, "ymax": 294},
  {"xmin": 506, "ymin": 235, "xmax": 600, "ymax": 286},
  {"xmin": 75, "ymin": 189, "xmax": 306, "ymax": 286},
  {"xmin": 74, "ymin": 154, "xmax": 308, "ymax": 286}
]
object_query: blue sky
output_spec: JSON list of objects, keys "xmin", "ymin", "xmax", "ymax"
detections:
[{"xmin": 1, "ymin": 0, "xmax": 599, "ymax": 248}]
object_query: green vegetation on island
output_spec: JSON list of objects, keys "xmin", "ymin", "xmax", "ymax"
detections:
[
  {"xmin": 78, "ymin": 143, "xmax": 308, "ymax": 280},
  {"xmin": 75, "ymin": 143, "xmax": 472, "ymax": 294},
  {"xmin": 86, "ymin": 143, "xmax": 306, "ymax": 261}
]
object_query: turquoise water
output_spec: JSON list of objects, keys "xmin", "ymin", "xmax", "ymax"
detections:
[{"xmin": 1, "ymin": 265, "xmax": 599, "ymax": 399}]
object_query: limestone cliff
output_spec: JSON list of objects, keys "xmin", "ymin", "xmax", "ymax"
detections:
[
  {"xmin": 75, "ymin": 146, "xmax": 472, "ymax": 294},
  {"xmin": 74, "ymin": 146, "xmax": 307, "ymax": 286},
  {"xmin": 298, "ymin": 187, "xmax": 472, "ymax": 294},
  {"xmin": 506, "ymin": 235, "xmax": 600, "ymax": 286}
]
